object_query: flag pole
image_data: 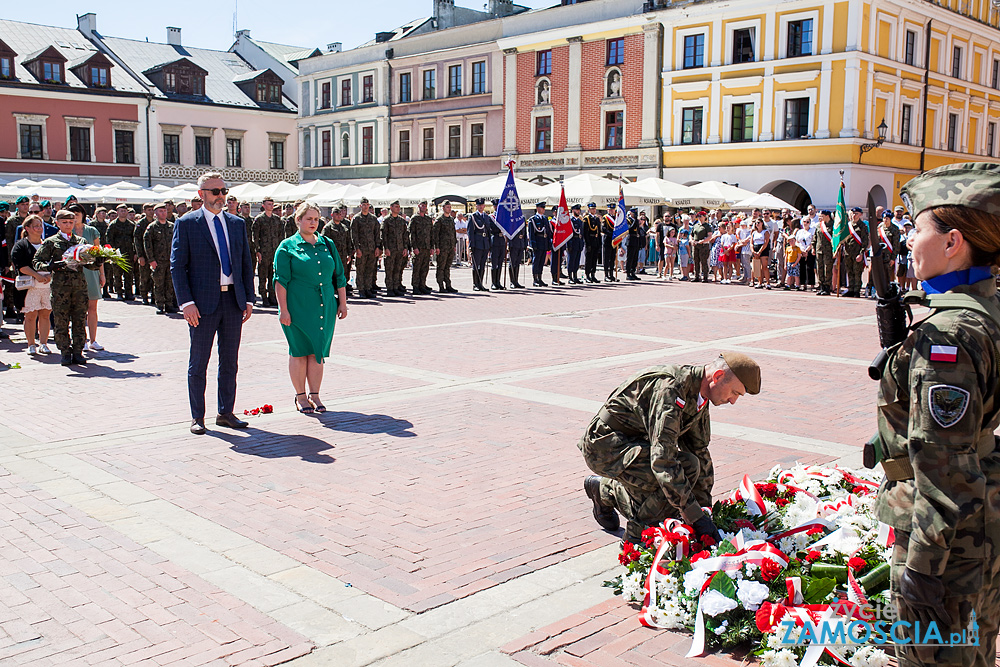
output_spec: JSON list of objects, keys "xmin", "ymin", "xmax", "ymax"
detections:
[{"xmin": 834, "ymin": 170, "xmax": 845, "ymax": 298}]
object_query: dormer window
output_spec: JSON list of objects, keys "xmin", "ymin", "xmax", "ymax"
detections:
[
  {"xmin": 42, "ymin": 61, "xmax": 63, "ymax": 84},
  {"xmin": 146, "ymin": 59, "xmax": 207, "ymax": 96},
  {"xmin": 164, "ymin": 71, "xmax": 176, "ymax": 91},
  {"xmin": 0, "ymin": 57, "xmax": 11, "ymax": 79},
  {"xmin": 256, "ymin": 81, "xmax": 281, "ymax": 104},
  {"xmin": 90, "ymin": 65, "xmax": 109, "ymax": 87}
]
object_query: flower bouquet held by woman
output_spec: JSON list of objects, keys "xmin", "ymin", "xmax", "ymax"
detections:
[{"xmin": 61, "ymin": 244, "xmax": 131, "ymax": 271}]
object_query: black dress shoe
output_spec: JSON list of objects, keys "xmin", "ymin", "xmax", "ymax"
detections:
[
  {"xmin": 166, "ymin": 306, "xmax": 179, "ymax": 314},
  {"xmin": 156, "ymin": 307, "xmax": 165, "ymax": 314},
  {"xmin": 72, "ymin": 353, "xmax": 87, "ymax": 365},
  {"xmin": 511, "ymin": 283, "xmax": 524, "ymax": 289},
  {"xmin": 61, "ymin": 352, "xmax": 73, "ymax": 366},
  {"xmin": 190, "ymin": 419, "xmax": 207, "ymax": 435},
  {"xmin": 537, "ymin": 280, "xmax": 547, "ymax": 286},
  {"xmin": 446, "ymin": 287, "xmax": 458, "ymax": 293},
  {"xmin": 216, "ymin": 413, "xmax": 248, "ymax": 429},
  {"xmin": 494, "ymin": 284, "xmax": 506, "ymax": 290},
  {"xmin": 584, "ymin": 475, "xmax": 620, "ymax": 531}
]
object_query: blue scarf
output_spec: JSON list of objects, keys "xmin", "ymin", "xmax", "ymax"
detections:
[{"xmin": 920, "ymin": 266, "xmax": 994, "ymax": 294}]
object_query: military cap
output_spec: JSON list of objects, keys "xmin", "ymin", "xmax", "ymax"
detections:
[
  {"xmin": 116, "ymin": 203, "xmax": 128, "ymax": 209},
  {"xmin": 535, "ymin": 201, "xmax": 546, "ymax": 208},
  {"xmin": 476, "ymin": 198, "xmax": 486, "ymax": 205},
  {"xmin": 15, "ymin": 195, "xmax": 29, "ymax": 205},
  {"xmin": 894, "ymin": 205, "xmax": 905, "ymax": 213},
  {"xmin": 0, "ymin": 202, "xmax": 8, "ymax": 212},
  {"xmin": 900, "ymin": 162, "xmax": 1000, "ymax": 218},
  {"xmin": 262, "ymin": 196, "xmax": 274, "ymax": 203},
  {"xmin": 338, "ymin": 202, "xmax": 348, "ymax": 210},
  {"xmin": 492, "ymin": 199, "xmax": 500, "ymax": 206},
  {"xmin": 360, "ymin": 197, "xmax": 369, "ymax": 204},
  {"xmin": 820, "ymin": 209, "xmax": 832, "ymax": 216},
  {"xmin": 571, "ymin": 203, "xmax": 581, "ymax": 211},
  {"xmin": 721, "ymin": 352, "xmax": 760, "ymax": 395},
  {"xmin": 40, "ymin": 200, "xmax": 51, "ymax": 208},
  {"xmin": 154, "ymin": 202, "xmax": 167, "ymax": 210},
  {"xmin": 608, "ymin": 202, "xmax": 617, "ymax": 208},
  {"xmin": 226, "ymin": 194, "xmax": 238, "ymax": 201},
  {"xmin": 164, "ymin": 199, "xmax": 174, "ymax": 205},
  {"xmin": 881, "ymin": 210, "xmax": 892, "ymax": 218},
  {"xmin": 587, "ymin": 202, "xmax": 597, "ymax": 208},
  {"xmin": 849, "ymin": 206, "xmax": 863, "ymax": 213},
  {"xmin": 190, "ymin": 195, "xmax": 202, "ymax": 203},
  {"xmin": 390, "ymin": 200, "xmax": 400, "ymax": 207}
]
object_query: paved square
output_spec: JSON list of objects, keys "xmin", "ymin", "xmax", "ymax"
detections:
[{"xmin": 0, "ymin": 269, "xmax": 887, "ymax": 665}]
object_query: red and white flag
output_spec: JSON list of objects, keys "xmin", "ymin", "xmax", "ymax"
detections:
[
  {"xmin": 552, "ymin": 184, "xmax": 573, "ymax": 251},
  {"xmin": 929, "ymin": 345, "xmax": 959, "ymax": 363}
]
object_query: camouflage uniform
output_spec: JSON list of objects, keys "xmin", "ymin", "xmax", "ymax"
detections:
[
  {"xmin": 691, "ymin": 221, "xmax": 712, "ymax": 281},
  {"xmin": 252, "ymin": 213, "xmax": 284, "ymax": 306},
  {"xmin": 32, "ymin": 232, "xmax": 91, "ymax": 355},
  {"xmin": 352, "ymin": 212, "xmax": 381, "ymax": 295},
  {"xmin": 143, "ymin": 221, "xmax": 175, "ymax": 310},
  {"xmin": 842, "ymin": 218, "xmax": 869, "ymax": 295},
  {"xmin": 408, "ymin": 214, "xmax": 434, "ymax": 291},
  {"xmin": 133, "ymin": 216, "xmax": 153, "ymax": 303},
  {"xmin": 814, "ymin": 219, "xmax": 834, "ymax": 293},
  {"xmin": 242, "ymin": 214, "xmax": 256, "ymax": 275},
  {"xmin": 433, "ymin": 214, "xmax": 457, "ymax": 291},
  {"xmin": 106, "ymin": 218, "xmax": 135, "ymax": 298},
  {"xmin": 381, "ymin": 215, "xmax": 408, "ymax": 292},
  {"xmin": 578, "ymin": 364, "xmax": 714, "ymax": 542},
  {"xmin": 90, "ymin": 217, "xmax": 108, "ymax": 245},
  {"xmin": 282, "ymin": 215, "xmax": 297, "ymax": 239},
  {"xmin": 320, "ymin": 216, "xmax": 354, "ymax": 291}
]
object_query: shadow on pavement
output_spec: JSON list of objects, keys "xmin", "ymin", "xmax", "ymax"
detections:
[
  {"xmin": 67, "ymin": 362, "xmax": 160, "ymax": 379},
  {"xmin": 213, "ymin": 428, "xmax": 337, "ymax": 463},
  {"xmin": 318, "ymin": 411, "xmax": 416, "ymax": 437}
]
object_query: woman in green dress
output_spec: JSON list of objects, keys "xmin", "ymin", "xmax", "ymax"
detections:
[
  {"xmin": 274, "ymin": 203, "xmax": 348, "ymax": 414},
  {"xmin": 68, "ymin": 203, "xmax": 106, "ymax": 353}
]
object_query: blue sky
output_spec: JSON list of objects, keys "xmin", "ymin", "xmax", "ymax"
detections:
[{"xmin": 4, "ymin": 1, "xmax": 556, "ymax": 52}]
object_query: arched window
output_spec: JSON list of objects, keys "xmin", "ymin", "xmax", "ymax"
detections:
[
  {"xmin": 341, "ymin": 132, "xmax": 350, "ymax": 159},
  {"xmin": 536, "ymin": 78, "xmax": 551, "ymax": 106},
  {"xmin": 606, "ymin": 68, "xmax": 622, "ymax": 98}
]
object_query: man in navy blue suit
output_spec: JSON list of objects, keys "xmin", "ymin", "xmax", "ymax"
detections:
[{"xmin": 171, "ymin": 172, "xmax": 256, "ymax": 435}]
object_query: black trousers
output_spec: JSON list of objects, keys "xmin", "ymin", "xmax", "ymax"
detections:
[
  {"xmin": 799, "ymin": 254, "xmax": 816, "ymax": 286},
  {"xmin": 602, "ymin": 239, "xmax": 615, "ymax": 277},
  {"xmin": 509, "ymin": 248, "xmax": 524, "ymax": 285},
  {"xmin": 567, "ymin": 242, "xmax": 582, "ymax": 276},
  {"xmin": 585, "ymin": 239, "xmax": 601, "ymax": 276},
  {"xmin": 625, "ymin": 238, "xmax": 639, "ymax": 276},
  {"xmin": 550, "ymin": 249, "xmax": 562, "ymax": 281},
  {"xmin": 532, "ymin": 247, "xmax": 547, "ymax": 279},
  {"xmin": 490, "ymin": 243, "xmax": 506, "ymax": 287},
  {"xmin": 471, "ymin": 248, "xmax": 489, "ymax": 287},
  {"xmin": 188, "ymin": 290, "xmax": 243, "ymax": 420}
]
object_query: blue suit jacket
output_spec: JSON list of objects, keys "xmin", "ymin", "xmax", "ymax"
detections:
[{"xmin": 170, "ymin": 209, "xmax": 255, "ymax": 314}]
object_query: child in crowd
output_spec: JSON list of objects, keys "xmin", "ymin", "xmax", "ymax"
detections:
[{"xmin": 663, "ymin": 226, "xmax": 677, "ymax": 280}]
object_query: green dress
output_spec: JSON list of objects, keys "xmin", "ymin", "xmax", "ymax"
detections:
[
  {"xmin": 81, "ymin": 225, "xmax": 102, "ymax": 301},
  {"xmin": 274, "ymin": 232, "xmax": 346, "ymax": 362}
]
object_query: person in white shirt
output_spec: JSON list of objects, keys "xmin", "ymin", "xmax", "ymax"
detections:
[
  {"xmin": 454, "ymin": 212, "xmax": 469, "ymax": 266},
  {"xmin": 797, "ymin": 216, "xmax": 816, "ymax": 290},
  {"xmin": 736, "ymin": 217, "xmax": 753, "ymax": 284}
]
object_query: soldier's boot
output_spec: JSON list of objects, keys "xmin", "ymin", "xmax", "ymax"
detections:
[
  {"xmin": 61, "ymin": 351, "xmax": 73, "ymax": 366},
  {"xmin": 624, "ymin": 521, "xmax": 645, "ymax": 545},
  {"xmin": 584, "ymin": 475, "xmax": 620, "ymax": 532}
]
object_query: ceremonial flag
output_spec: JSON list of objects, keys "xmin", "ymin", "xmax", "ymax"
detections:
[
  {"xmin": 552, "ymin": 184, "xmax": 572, "ymax": 251},
  {"xmin": 831, "ymin": 178, "xmax": 849, "ymax": 256},
  {"xmin": 612, "ymin": 184, "xmax": 628, "ymax": 247},
  {"xmin": 495, "ymin": 159, "xmax": 526, "ymax": 240}
]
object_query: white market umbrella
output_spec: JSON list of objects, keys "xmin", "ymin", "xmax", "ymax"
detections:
[
  {"xmin": 159, "ymin": 184, "xmax": 200, "ymax": 200},
  {"xmin": 308, "ymin": 184, "xmax": 364, "ymax": 207},
  {"xmin": 732, "ymin": 192, "xmax": 800, "ymax": 214},
  {"xmin": 283, "ymin": 180, "xmax": 341, "ymax": 201},
  {"xmin": 459, "ymin": 174, "xmax": 549, "ymax": 205},
  {"xmin": 5, "ymin": 178, "xmax": 39, "ymax": 189},
  {"xmin": 539, "ymin": 173, "xmax": 623, "ymax": 206},
  {"xmin": 394, "ymin": 179, "xmax": 464, "ymax": 205},
  {"xmin": 101, "ymin": 180, "xmax": 146, "ymax": 191},
  {"xmin": 36, "ymin": 178, "xmax": 72, "ymax": 188},
  {"xmin": 151, "ymin": 184, "xmax": 171, "ymax": 193},
  {"xmin": 624, "ymin": 178, "xmax": 727, "ymax": 209},
  {"xmin": 689, "ymin": 180, "xmax": 758, "ymax": 204},
  {"xmin": 345, "ymin": 182, "xmax": 406, "ymax": 207},
  {"xmin": 254, "ymin": 181, "xmax": 297, "ymax": 202},
  {"xmin": 227, "ymin": 182, "xmax": 265, "ymax": 201},
  {"xmin": 91, "ymin": 187, "xmax": 163, "ymax": 205}
]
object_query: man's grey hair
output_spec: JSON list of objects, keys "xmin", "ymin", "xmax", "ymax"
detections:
[
  {"xmin": 706, "ymin": 354, "xmax": 736, "ymax": 382},
  {"xmin": 197, "ymin": 172, "xmax": 225, "ymax": 188}
]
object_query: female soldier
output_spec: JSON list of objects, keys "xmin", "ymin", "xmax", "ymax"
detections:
[{"xmin": 876, "ymin": 162, "xmax": 1000, "ymax": 667}]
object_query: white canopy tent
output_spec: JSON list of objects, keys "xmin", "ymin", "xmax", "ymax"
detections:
[
  {"xmin": 539, "ymin": 173, "xmax": 623, "ymax": 206},
  {"xmin": 307, "ymin": 184, "xmax": 365, "ymax": 207},
  {"xmin": 623, "ymin": 178, "xmax": 727, "ymax": 208},
  {"xmin": 82, "ymin": 187, "xmax": 163, "ymax": 205},
  {"xmin": 394, "ymin": 179, "xmax": 464, "ymax": 205},
  {"xmin": 344, "ymin": 182, "xmax": 406, "ymax": 207},
  {"xmin": 227, "ymin": 182, "xmax": 265, "ymax": 201},
  {"xmin": 732, "ymin": 192, "xmax": 800, "ymax": 214},
  {"xmin": 282, "ymin": 180, "xmax": 342, "ymax": 202},
  {"xmin": 688, "ymin": 180, "xmax": 758, "ymax": 204},
  {"xmin": 458, "ymin": 174, "xmax": 550, "ymax": 205}
]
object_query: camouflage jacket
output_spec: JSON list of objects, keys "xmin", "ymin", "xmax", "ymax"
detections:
[
  {"xmin": 252, "ymin": 214, "xmax": 284, "ymax": 257},
  {"xmin": 381, "ymin": 215, "xmax": 408, "ymax": 252},
  {"xmin": 842, "ymin": 219, "xmax": 869, "ymax": 256},
  {"xmin": 282, "ymin": 215, "xmax": 297, "ymax": 239},
  {"xmin": 433, "ymin": 215, "xmax": 456, "ymax": 251},
  {"xmin": 814, "ymin": 220, "xmax": 834, "ymax": 254},
  {"xmin": 321, "ymin": 219, "xmax": 354, "ymax": 264},
  {"xmin": 143, "ymin": 221, "xmax": 174, "ymax": 263},
  {"xmin": 408, "ymin": 215, "xmax": 434, "ymax": 251},
  {"xmin": 5, "ymin": 216, "xmax": 24, "ymax": 260},
  {"xmin": 107, "ymin": 219, "xmax": 136, "ymax": 256},
  {"xmin": 33, "ymin": 232, "xmax": 91, "ymax": 290},
  {"xmin": 242, "ymin": 216, "xmax": 255, "ymax": 256},
  {"xmin": 578, "ymin": 364, "xmax": 713, "ymax": 525},
  {"xmin": 874, "ymin": 221, "xmax": 901, "ymax": 258},
  {"xmin": 875, "ymin": 277, "xmax": 1000, "ymax": 574},
  {"xmin": 90, "ymin": 218, "xmax": 109, "ymax": 246},
  {"xmin": 351, "ymin": 213, "xmax": 381, "ymax": 253},
  {"xmin": 134, "ymin": 218, "xmax": 153, "ymax": 260}
]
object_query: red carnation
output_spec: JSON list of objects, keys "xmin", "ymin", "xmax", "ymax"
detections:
[
  {"xmin": 735, "ymin": 519, "xmax": 755, "ymax": 530},
  {"xmin": 758, "ymin": 483, "xmax": 779, "ymax": 499},
  {"xmin": 775, "ymin": 498, "xmax": 790, "ymax": 507},
  {"xmin": 689, "ymin": 550, "xmax": 711, "ymax": 563},
  {"xmin": 807, "ymin": 525, "xmax": 825, "ymax": 536},
  {"xmin": 848, "ymin": 557, "xmax": 867, "ymax": 571},
  {"xmin": 805, "ymin": 550, "xmax": 821, "ymax": 563},
  {"xmin": 852, "ymin": 485, "xmax": 870, "ymax": 495},
  {"xmin": 761, "ymin": 559, "xmax": 783, "ymax": 582}
]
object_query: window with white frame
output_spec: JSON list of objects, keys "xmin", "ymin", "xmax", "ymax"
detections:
[
  {"xmin": 952, "ymin": 45, "xmax": 963, "ymax": 79},
  {"xmin": 342, "ymin": 132, "xmax": 350, "ymax": 160},
  {"xmin": 787, "ymin": 19, "xmax": 813, "ymax": 58},
  {"xmin": 15, "ymin": 113, "xmax": 47, "ymax": 160},
  {"xmin": 993, "ymin": 59, "xmax": 1000, "ymax": 89},
  {"xmin": 471, "ymin": 61, "xmax": 486, "ymax": 95},
  {"xmin": 448, "ymin": 125, "xmax": 461, "ymax": 157},
  {"xmin": 681, "ymin": 107, "xmax": 703, "ymax": 144},
  {"xmin": 988, "ymin": 121, "xmax": 996, "ymax": 157},
  {"xmin": 731, "ymin": 103, "xmax": 754, "ymax": 142},
  {"xmin": 399, "ymin": 130, "xmax": 410, "ymax": 161},
  {"xmin": 784, "ymin": 98, "xmax": 810, "ymax": 139},
  {"xmin": 683, "ymin": 34, "xmax": 705, "ymax": 69},
  {"xmin": 732, "ymin": 28, "xmax": 755, "ymax": 64},
  {"xmin": 904, "ymin": 30, "xmax": 917, "ymax": 66},
  {"xmin": 471, "ymin": 123, "xmax": 484, "ymax": 156},
  {"xmin": 901, "ymin": 104, "xmax": 913, "ymax": 145},
  {"xmin": 423, "ymin": 127, "xmax": 435, "ymax": 159},
  {"xmin": 947, "ymin": 113, "xmax": 959, "ymax": 151}
]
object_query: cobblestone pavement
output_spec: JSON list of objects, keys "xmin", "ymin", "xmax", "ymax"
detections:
[{"xmin": 0, "ymin": 267, "xmax": 890, "ymax": 666}]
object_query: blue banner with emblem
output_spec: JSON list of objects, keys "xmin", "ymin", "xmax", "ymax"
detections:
[
  {"xmin": 612, "ymin": 185, "xmax": 628, "ymax": 246},
  {"xmin": 495, "ymin": 165, "xmax": 526, "ymax": 240}
]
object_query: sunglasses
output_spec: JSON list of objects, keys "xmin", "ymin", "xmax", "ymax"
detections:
[{"xmin": 200, "ymin": 187, "xmax": 230, "ymax": 196}]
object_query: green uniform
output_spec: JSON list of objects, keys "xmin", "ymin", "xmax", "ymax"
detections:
[
  {"xmin": 814, "ymin": 220, "xmax": 834, "ymax": 292},
  {"xmin": 408, "ymin": 214, "xmax": 434, "ymax": 291},
  {"xmin": 134, "ymin": 217, "xmax": 153, "ymax": 302},
  {"xmin": 691, "ymin": 221, "xmax": 712, "ymax": 281},
  {"xmin": 842, "ymin": 219, "xmax": 868, "ymax": 295},
  {"xmin": 875, "ymin": 220, "xmax": 901, "ymax": 273},
  {"xmin": 578, "ymin": 364, "xmax": 714, "ymax": 542},
  {"xmin": 351, "ymin": 212, "xmax": 381, "ymax": 294},
  {"xmin": 252, "ymin": 213, "xmax": 284, "ymax": 305},
  {"xmin": 143, "ymin": 221, "xmax": 175, "ymax": 309},
  {"xmin": 282, "ymin": 215, "xmax": 297, "ymax": 239},
  {"xmin": 433, "ymin": 214, "xmax": 456, "ymax": 290},
  {"xmin": 381, "ymin": 215, "xmax": 408, "ymax": 292},
  {"xmin": 106, "ymin": 218, "xmax": 135, "ymax": 298},
  {"xmin": 320, "ymin": 218, "xmax": 354, "ymax": 291},
  {"xmin": 876, "ymin": 278, "xmax": 1000, "ymax": 667},
  {"xmin": 32, "ymin": 232, "xmax": 92, "ymax": 355},
  {"xmin": 242, "ymin": 215, "xmax": 256, "ymax": 275}
]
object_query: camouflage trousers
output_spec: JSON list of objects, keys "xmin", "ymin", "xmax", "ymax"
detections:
[
  {"xmin": 257, "ymin": 253, "xmax": 275, "ymax": 305},
  {"xmin": 136, "ymin": 263, "xmax": 152, "ymax": 300},
  {"xmin": 846, "ymin": 251, "xmax": 866, "ymax": 293},
  {"xmin": 151, "ymin": 264, "xmax": 175, "ymax": 309},
  {"xmin": 385, "ymin": 251, "xmax": 406, "ymax": 290},
  {"xmin": 51, "ymin": 277, "xmax": 88, "ymax": 354},
  {"xmin": 356, "ymin": 252, "xmax": 377, "ymax": 292},
  {"xmin": 816, "ymin": 249, "xmax": 833, "ymax": 290},
  {"xmin": 436, "ymin": 247, "xmax": 454, "ymax": 289},
  {"xmin": 112, "ymin": 265, "xmax": 133, "ymax": 298},
  {"xmin": 411, "ymin": 250, "xmax": 431, "ymax": 289},
  {"xmin": 891, "ymin": 530, "xmax": 1000, "ymax": 667}
]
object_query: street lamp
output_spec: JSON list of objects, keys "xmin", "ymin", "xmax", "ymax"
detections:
[{"xmin": 860, "ymin": 118, "xmax": 889, "ymax": 154}]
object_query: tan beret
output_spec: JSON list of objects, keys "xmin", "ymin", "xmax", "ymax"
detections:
[{"xmin": 721, "ymin": 352, "xmax": 760, "ymax": 395}]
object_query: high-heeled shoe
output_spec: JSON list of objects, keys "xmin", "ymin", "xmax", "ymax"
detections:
[
  {"xmin": 294, "ymin": 392, "xmax": 314, "ymax": 414},
  {"xmin": 308, "ymin": 392, "xmax": 326, "ymax": 413}
]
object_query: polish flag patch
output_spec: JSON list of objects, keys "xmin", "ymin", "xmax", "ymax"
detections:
[
  {"xmin": 675, "ymin": 397, "xmax": 686, "ymax": 409},
  {"xmin": 929, "ymin": 345, "xmax": 959, "ymax": 363}
]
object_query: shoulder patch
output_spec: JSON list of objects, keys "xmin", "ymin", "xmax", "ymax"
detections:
[
  {"xmin": 929, "ymin": 345, "xmax": 959, "ymax": 363},
  {"xmin": 928, "ymin": 384, "xmax": 970, "ymax": 428}
]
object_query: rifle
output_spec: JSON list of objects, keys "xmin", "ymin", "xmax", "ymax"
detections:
[{"xmin": 863, "ymin": 216, "xmax": 911, "ymax": 468}]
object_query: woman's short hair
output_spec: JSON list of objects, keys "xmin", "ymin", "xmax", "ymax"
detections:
[
  {"xmin": 20, "ymin": 214, "xmax": 43, "ymax": 239},
  {"xmin": 926, "ymin": 206, "xmax": 1000, "ymax": 269},
  {"xmin": 294, "ymin": 202, "xmax": 321, "ymax": 222}
]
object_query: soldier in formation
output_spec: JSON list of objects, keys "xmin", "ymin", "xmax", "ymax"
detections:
[
  {"xmin": 690, "ymin": 213, "xmax": 712, "ymax": 282},
  {"xmin": 566, "ymin": 204, "xmax": 584, "ymax": 284},
  {"xmin": 320, "ymin": 203, "xmax": 355, "ymax": 295},
  {"xmin": 582, "ymin": 202, "xmax": 602, "ymax": 284},
  {"xmin": 601, "ymin": 204, "xmax": 618, "ymax": 282},
  {"xmin": 143, "ymin": 202, "xmax": 176, "ymax": 314},
  {"xmin": 133, "ymin": 204, "xmax": 154, "ymax": 305},
  {"xmin": 842, "ymin": 206, "xmax": 869, "ymax": 297},
  {"xmin": 433, "ymin": 202, "xmax": 458, "ymax": 293},
  {"xmin": 468, "ymin": 198, "xmax": 492, "ymax": 292},
  {"xmin": 813, "ymin": 209, "xmax": 835, "ymax": 296},
  {"xmin": 487, "ymin": 200, "xmax": 508, "ymax": 290},
  {"xmin": 351, "ymin": 198, "xmax": 381, "ymax": 299},
  {"xmin": 528, "ymin": 202, "xmax": 551, "ymax": 287},
  {"xmin": 408, "ymin": 201, "xmax": 434, "ymax": 295},
  {"xmin": 506, "ymin": 209, "xmax": 527, "ymax": 290},
  {"xmin": 252, "ymin": 197, "xmax": 284, "ymax": 307},
  {"xmin": 106, "ymin": 204, "xmax": 135, "ymax": 300},
  {"xmin": 381, "ymin": 201, "xmax": 409, "ymax": 297}
]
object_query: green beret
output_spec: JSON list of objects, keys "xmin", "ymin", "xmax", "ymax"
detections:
[
  {"xmin": 40, "ymin": 200, "xmax": 51, "ymax": 208},
  {"xmin": 0, "ymin": 202, "xmax": 9, "ymax": 212},
  {"xmin": 64, "ymin": 195, "xmax": 77, "ymax": 205},
  {"xmin": 721, "ymin": 351, "xmax": 761, "ymax": 395},
  {"xmin": 15, "ymin": 196, "xmax": 28, "ymax": 205},
  {"xmin": 900, "ymin": 162, "xmax": 1000, "ymax": 218}
]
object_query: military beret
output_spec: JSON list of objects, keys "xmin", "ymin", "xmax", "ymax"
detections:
[
  {"xmin": 608, "ymin": 202, "xmax": 616, "ymax": 208},
  {"xmin": 881, "ymin": 210, "xmax": 892, "ymax": 218},
  {"xmin": 587, "ymin": 202, "xmax": 597, "ymax": 208},
  {"xmin": 262, "ymin": 196, "xmax": 274, "ymax": 203},
  {"xmin": 360, "ymin": 197, "xmax": 369, "ymax": 204},
  {"xmin": 0, "ymin": 202, "xmax": 8, "ymax": 212},
  {"xmin": 338, "ymin": 202, "xmax": 348, "ymax": 210},
  {"xmin": 492, "ymin": 199, "xmax": 499, "ymax": 206},
  {"xmin": 476, "ymin": 198, "xmax": 486, "ymax": 205},
  {"xmin": 894, "ymin": 205, "xmax": 905, "ymax": 213},
  {"xmin": 535, "ymin": 201, "xmax": 546, "ymax": 208},
  {"xmin": 850, "ymin": 206, "xmax": 863, "ymax": 213},
  {"xmin": 721, "ymin": 352, "xmax": 760, "ymax": 395},
  {"xmin": 40, "ymin": 200, "xmax": 51, "ymax": 208},
  {"xmin": 390, "ymin": 200, "xmax": 400, "ymax": 206},
  {"xmin": 15, "ymin": 195, "xmax": 29, "ymax": 205},
  {"xmin": 154, "ymin": 202, "xmax": 167, "ymax": 210},
  {"xmin": 900, "ymin": 162, "xmax": 1000, "ymax": 218},
  {"xmin": 64, "ymin": 195, "xmax": 77, "ymax": 205},
  {"xmin": 164, "ymin": 199, "xmax": 174, "ymax": 205}
]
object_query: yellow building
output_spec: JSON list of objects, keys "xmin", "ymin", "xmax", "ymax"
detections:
[{"xmin": 653, "ymin": 0, "xmax": 1000, "ymax": 210}]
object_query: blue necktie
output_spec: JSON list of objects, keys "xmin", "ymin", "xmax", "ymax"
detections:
[{"xmin": 213, "ymin": 215, "xmax": 232, "ymax": 277}]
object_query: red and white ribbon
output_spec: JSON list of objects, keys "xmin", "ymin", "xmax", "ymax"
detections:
[
  {"xmin": 728, "ymin": 474, "xmax": 767, "ymax": 516},
  {"xmin": 638, "ymin": 519, "xmax": 693, "ymax": 629}
]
